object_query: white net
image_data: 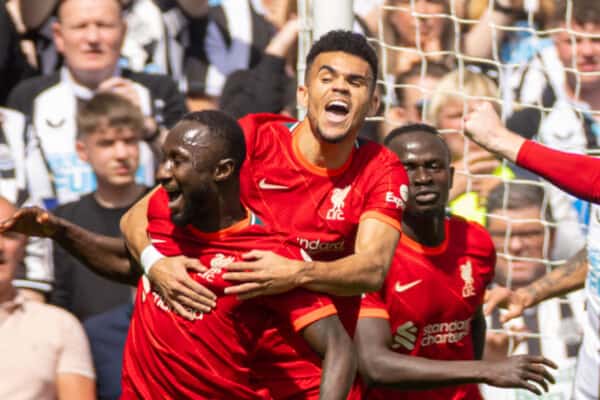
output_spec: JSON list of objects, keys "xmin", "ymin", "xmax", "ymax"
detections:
[{"xmin": 357, "ymin": 0, "xmax": 596, "ymax": 397}]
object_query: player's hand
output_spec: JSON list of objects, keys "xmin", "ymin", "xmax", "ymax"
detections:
[
  {"xmin": 147, "ymin": 256, "xmax": 217, "ymax": 320},
  {"xmin": 98, "ymin": 77, "xmax": 142, "ymax": 109},
  {"xmin": 0, "ymin": 206, "xmax": 61, "ymax": 237},
  {"xmin": 482, "ymin": 355, "xmax": 557, "ymax": 395},
  {"xmin": 484, "ymin": 286, "xmax": 534, "ymax": 322},
  {"xmin": 222, "ymin": 250, "xmax": 304, "ymax": 300}
]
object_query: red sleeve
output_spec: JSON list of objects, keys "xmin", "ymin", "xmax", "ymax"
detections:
[
  {"xmin": 262, "ymin": 289, "xmax": 338, "ymax": 332},
  {"xmin": 359, "ymin": 150, "xmax": 409, "ymax": 232},
  {"xmin": 517, "ymin": 140, "xmax": 600, "ymax": 203},
  {"xmin": 238, "ymin": 113, "xmax": 296, "ymax": 162},
  {"xmin": 469, "ymin": 221, "xmax": 496, "ymax": 287},
  {"xmin": 358, "ymin": 291, "xmax": 390, "ymax": 320}
]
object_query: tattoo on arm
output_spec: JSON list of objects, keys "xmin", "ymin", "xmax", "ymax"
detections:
[{"xmin": 528, "ymin": 247, "xmax": 587, "ymax": 303}]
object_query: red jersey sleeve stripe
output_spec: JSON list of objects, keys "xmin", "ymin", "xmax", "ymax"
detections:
[
  {"xmin": 292, "ymin": 304, "xmax": 338, "ymax": 332},
  {"xmin": 359, "ymin": 211, "xmax": 402, "ymax": 231},
  {"xmin": 358, "ymin": 308, "xmax": 390, "ymax": 320}
]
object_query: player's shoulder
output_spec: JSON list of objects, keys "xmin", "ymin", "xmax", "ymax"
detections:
[
  {"xmin": 237, "ymin": 113, "xmax": 297, "ymax": 133},
  {"xmin": 354, "ymin": 138, "xmax": 404, "ymax": 174},
  {"xmin": 448, "ymin": 215, "xmax": 495, "ymax": 257}
]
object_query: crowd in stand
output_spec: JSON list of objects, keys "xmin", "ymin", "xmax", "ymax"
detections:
[{"xmin": 0, "ymin": 0, "xmax": 599, "ymax": 399}]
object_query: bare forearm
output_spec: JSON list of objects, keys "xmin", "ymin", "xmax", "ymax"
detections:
[
  {"xmin": 53, "ymin": 218, "xmax": 141, "ymax": 285},
  {"xmin": 304, "ymin": 318, "xmax": 357, "ymax": 400},
  {"xmin": 120, "ymin": 188, "xmax": 154, "ymax": 262},
  {"xmin": 301, "ymin": 253, "xmax": 386, "ymax": 295},
  {"xmin": 319, "ymin": 338, "xmax": 357, "ymax": 400},
  {"xmin": 362, "ymin": 353, "xmax": 488, "ymax": 389},
  {"xmin": 523, "ymin": 247, "xmax": 588, "ymax": 306}
]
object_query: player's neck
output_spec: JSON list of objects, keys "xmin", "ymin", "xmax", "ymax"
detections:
[
  {"xmin": 190, "ymin": 187, "xmax": 247, "ymax": 233},
  {"xmin": 94, "ymin": 182, "xmax": 146, "ymax": 209},
  {"xmin": 296, "ymin": 119, "xmax": 356, "ymax": 170},
  {"xmin": 402, "ymin": 212, "xmax": 446, "ymax": 247}
]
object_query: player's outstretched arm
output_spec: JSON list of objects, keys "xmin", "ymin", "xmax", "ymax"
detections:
[
  {"xmin": 486, "ymin": 247, "xmax": 589, "ymax": 323},
  {"xmin": 0, "ymin": 207, "xmax": 140, "ymax": 285},
  {"xmin": 302, "ymin": 315, "xmax": 358, "ymax": 400},
  {"xmin": 465, "ymin": 102, "xmax": 600, "ymax": 203},
  {"xmin": 355, "ymin": 317, "xmax": 557, "ymax": 395},
  {"xmin": 223, "ymin": 219, "xmax": 399, "ymax": 298},
  {"xmin": 120, "ymin": 188, "xmax": 217, "ymax": 319}
]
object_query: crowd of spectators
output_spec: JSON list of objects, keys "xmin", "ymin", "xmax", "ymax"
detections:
[{"xmin": 0, "ymin": 0, "xmax": 598, "ymax": 398}]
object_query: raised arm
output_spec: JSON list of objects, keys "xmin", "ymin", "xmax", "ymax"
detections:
[
  {"xmin": 302, "ymin": 315, "xmax": 358, "ymax": 400},
  {"xmin": 0, "ymin": 207, "xmax": 140, "ymax": 285},
  {"xmin": 355, "ymin": 317, "xmax": 556, "ymax": 395},
  {"xmin": 221, "ymin": 219, "xmax": 400, "ymax": 299},
  {"xmin": 465, "ymin": 102, "xmax": 600, "ymax": 203}
]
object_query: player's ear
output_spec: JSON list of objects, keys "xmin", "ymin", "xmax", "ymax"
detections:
[
  {"xmin": 448, "ymin": 164, "xmax": 454, "ymax": 190},
  {"xmin": 297, "ymin": 84, "xmax": 308, "ymax": 109},
  {"xmin": 214, "ymin": 158, "xmax": 236, "ymax": 182},
  {"xmin": 368, "ymin": 86, "xmax": 381, "ymax": 117}
]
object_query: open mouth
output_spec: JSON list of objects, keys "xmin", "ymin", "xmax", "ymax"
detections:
[
  {"xmin": 325, "ymin": 100, "xmax": 350, "ymax": 123},
  {"xmin": 165, "ymin": 187, "xmax": 184, "ymax": 210}
]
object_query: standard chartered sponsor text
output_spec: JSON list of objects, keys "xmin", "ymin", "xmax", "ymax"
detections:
[{"xmin": 421, "ymin": 317, "xmax": 472, "ymax": 347}]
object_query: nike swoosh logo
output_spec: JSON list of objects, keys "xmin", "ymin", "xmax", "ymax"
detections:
[
  {"xmin": 150, "ymin": 238, "xmax": 166, "ymax": 244},
  {"xmin": 258, "ymin": 178, "xmax": 289, "ymax": 190},
  {"xmin": 395, "ymin": 279, "xmax": 422, "ymax": 293}
]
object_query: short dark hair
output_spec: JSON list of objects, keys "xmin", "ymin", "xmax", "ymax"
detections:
[
  {"xmin": 554, "ymin": 0, "xmax": 600, "ymax": 25},
  {"xmin": 486, "ymin": 182, "xmax": 554, "ymax": 223},
  {"xmin": 76, "ymin": 92, "xmax": 145, "ymax": 138},
  {"xmin": 305, "ymin": 30, "xmax": 378, "ymax": 89},
  {"xmin": 384, "ymin": 123, "xmax": 451, "ymax": 163},
  {"xmin": 394, "ymin": 62, "xmax": 450, "ymax": 106},
  {"xmin": 180, "ymin": 110, "xmax": 246, "ymax": 174}
]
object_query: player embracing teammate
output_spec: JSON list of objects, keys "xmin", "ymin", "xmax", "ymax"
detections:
[{"xmin": 0, "ymin": 32, "xmax": 558, "ymax": 399}]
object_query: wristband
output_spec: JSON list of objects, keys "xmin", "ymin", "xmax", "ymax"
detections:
[{"xmin": 140, "ymin": 244, "xmax": 165, "ymax": 275}]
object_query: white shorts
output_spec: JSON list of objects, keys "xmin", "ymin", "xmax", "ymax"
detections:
[{"xmin": 573, "ymin": 323, "xmax": 600, "ymax": 399}]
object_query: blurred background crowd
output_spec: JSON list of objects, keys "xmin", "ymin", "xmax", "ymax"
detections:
[{"xmin": 0, "ymin": 0, "xmax": 598, "ymax": 399}]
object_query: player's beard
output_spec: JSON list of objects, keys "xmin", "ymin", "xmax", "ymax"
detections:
[
  {"xmin": 315, "ymin": 126, "xmax": 347, "ymax": 144},
  {"xmin": 170, "ymin": 191, "xmax": 202, "ymax": 227}
]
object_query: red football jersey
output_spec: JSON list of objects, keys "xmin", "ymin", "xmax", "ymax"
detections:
[
  {"xmin": 239, "ymin": 113, "xmax": 408, "ymax": 335},
  {"xmin": 121, "ymin": 189, "xmax": 337, "ymax": 400},
  {"xmin": 359, "ymin": 216, "xmax": 496, "ymax": 400}
]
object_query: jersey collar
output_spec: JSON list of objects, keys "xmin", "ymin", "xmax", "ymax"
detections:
[{"xmin": 400, "ymin": 218, "xmax": 450, "ymax": 255}]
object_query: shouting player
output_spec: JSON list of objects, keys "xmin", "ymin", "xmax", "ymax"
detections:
[
  {"xmin": 120, "ymin": 31, "xmax": 408, "ymax": 398},
  {"xmin": 356, "ymin": 124, "xmax": 557, "ymax": 399},
  {"xmin": 0, "ymin": 111, "xmax": 357, "ymax": 399},
  {"xmin": 465, "ymin": 101, "xmax": 600, "ymax": 400}
]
